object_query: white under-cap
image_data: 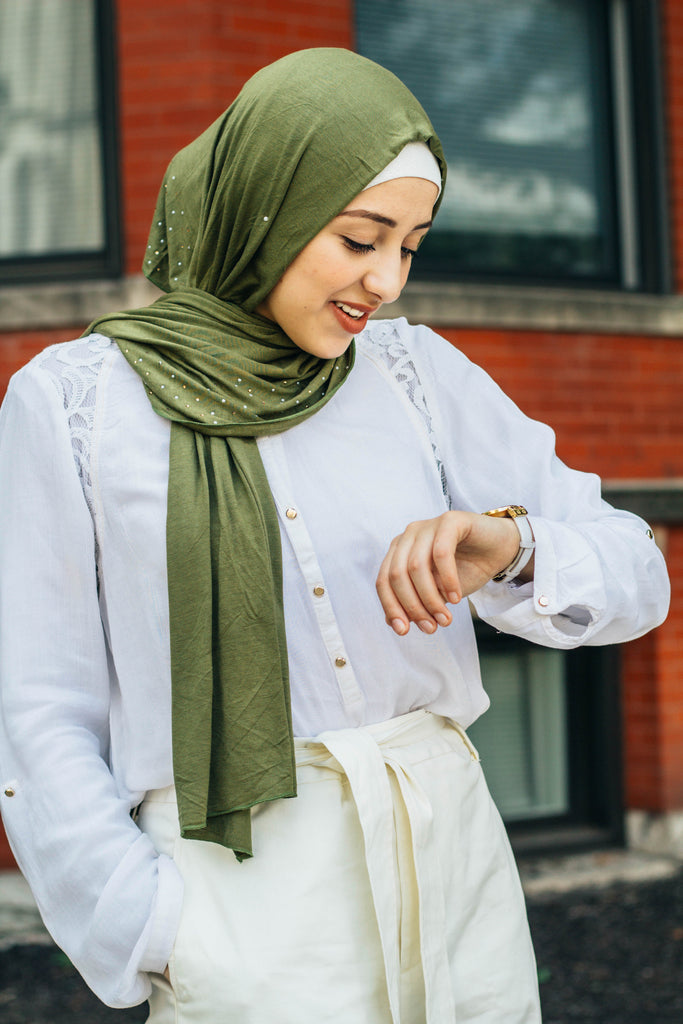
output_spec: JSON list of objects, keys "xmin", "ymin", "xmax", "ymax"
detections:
[{"xmin": 362, "ymin": 141, "xmax": 442, "ymax": 196}]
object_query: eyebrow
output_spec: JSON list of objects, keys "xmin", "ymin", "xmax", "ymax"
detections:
[{"xmin": 336, "ymin": 209, "xmax": 433, "ymax": 231}]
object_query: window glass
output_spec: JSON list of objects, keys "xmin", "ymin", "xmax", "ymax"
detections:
[
  {"xmin": 0, "ymin": 0, "xmax": 106, "ymax": 263},
  {"xmin": 356, "ymin": 0, "xmax": 618, "ymax": 284},
  {"xmin": 468, "ymin": 645, "xmax": 569, "ymax": 821}
]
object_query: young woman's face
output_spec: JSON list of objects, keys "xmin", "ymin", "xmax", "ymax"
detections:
[{"xmin": 257, "ymin": 177, "xmax": 439, "ymax": 358}]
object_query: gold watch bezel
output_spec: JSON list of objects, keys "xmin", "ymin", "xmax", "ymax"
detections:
[{"xmin": 483, "ymin": 505, "xmax": 528, "ymax": 519}]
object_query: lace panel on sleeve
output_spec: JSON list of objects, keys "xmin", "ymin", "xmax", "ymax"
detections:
[
  {"xmin": 359, "ymin": 321, "xmax": 451, "ymax": 506},
  {"xmin": 35, "ymin": 334, "xmax": 111, "ymax": 520}
]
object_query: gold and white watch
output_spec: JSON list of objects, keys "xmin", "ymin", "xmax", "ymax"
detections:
[{"xmin": 482, "ymin": 505, "xmax": 535, "ymax": 582}]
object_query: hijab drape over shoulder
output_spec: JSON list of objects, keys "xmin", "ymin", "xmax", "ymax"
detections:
[{"xmin": 88, "ymin": 48, "xmax": 446, "ymax": 859}]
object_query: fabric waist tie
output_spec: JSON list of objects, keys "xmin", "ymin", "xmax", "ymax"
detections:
[{"xmin": 296, "ymin": 709, "xmax": 465, "ymax": 1024}]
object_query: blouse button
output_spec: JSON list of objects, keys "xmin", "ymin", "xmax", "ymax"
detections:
[
  {"xmin": 335, "ymin": 657, "xmax": 347, "ymax": 668},
  {"xmin": 4, "ymin": 787, "xmax": 15, "ymax": 798},
  {"xmin": 646, "ymin": 529, "xmax": 654, "ymax": 539},
  {"xmin": 285, "ymin": 507, "xmax": 297, "ymax": 520},
  {"xmin": 313, "ymin": 586, "xmax": 325, "ymax": 597},
  {"xmin": 537, "ymin": 595, "xmax": 549, "ymax": 608}
]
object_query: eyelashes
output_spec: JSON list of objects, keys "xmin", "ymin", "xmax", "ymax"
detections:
[
  {"xmin": 342, "ymin": 237, "xmax": 417, "ymax": 259},
  {"xmin": 343, "ymin": 237, "xmax": 375, "ymax": 255}
]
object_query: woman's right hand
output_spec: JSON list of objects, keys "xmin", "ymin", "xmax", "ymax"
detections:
[{"xmin": 376, "ymin": 509, "xmax": 525, "ymax": 635}]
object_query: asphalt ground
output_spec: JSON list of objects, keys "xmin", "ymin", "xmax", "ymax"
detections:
[{"xmin": 0, "ymin": 851, "xmax": 681, "ymax": 1023}]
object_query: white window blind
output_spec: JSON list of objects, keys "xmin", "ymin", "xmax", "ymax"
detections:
[{"xmin": 0, "ymin": 0, "xmax": 104, "ymax": 259}]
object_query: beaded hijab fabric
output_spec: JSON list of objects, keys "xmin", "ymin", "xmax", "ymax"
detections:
[{"xmin": 88, "ymin": 48, "xmax": 445, "ymax": 859}]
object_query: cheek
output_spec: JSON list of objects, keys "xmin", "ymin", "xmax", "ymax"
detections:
[
  {"xmin": 294, "ymin": 255, "xmax": 342, "ymax": 305},
  {"xmin": 270, "ymin": 235, "xmax": 355, "ymax": 317}
]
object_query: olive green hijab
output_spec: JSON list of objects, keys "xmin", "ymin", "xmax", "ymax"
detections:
[{"xmin": 88, "ymin": 48, "xmax": 446, "ymax": 859}]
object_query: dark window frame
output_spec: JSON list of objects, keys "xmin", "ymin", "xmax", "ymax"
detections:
[
  {"xmin": 474, "ymin": 620, "xmax": 624, "ymax": 854},
  {"xmin": 0, "ymin": 0, "xmax": 122, "ymax": 286},
  {"xmin": 356, "ymin": 0, "xmax": 670, "ymax": 294},
  {"xmin": 627, "ymin": 0, "xmax": 672, "ymax": 294}
]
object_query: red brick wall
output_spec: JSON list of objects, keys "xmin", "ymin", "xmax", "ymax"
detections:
[
  {"xmin": 622, "ymin": 629, "xmax": 662, "ymax": 810},
  {"xmin": 649, "ymin": 525, "xmax": 683, "ymax": 809},
  {"xmin": 0, "ymin": 329, "xmax": 83, "ymax": 402},
  {"xmin": 442, "ymin": 328, "xmax": 683, "ymax": 480},
  {"xmin": 622, "ymin": 527, "xmax": 683, "ymax": 812},
  {"xmin": 117, "ymin": 0, "xmax": 353, "ymax": 276}
]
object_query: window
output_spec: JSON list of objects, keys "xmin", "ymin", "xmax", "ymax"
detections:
[
  {"xmin": 0, "ymin": 0, "xmax": 120, "ymax": 283},
  {"xmin": 468, "ymin": 622, "xmax": 624, "ymax": 847},
  {"xmin": 356, "ymin": 0, "xmax": 668, "ymax": 291},
  {"xmin": 469, "ymin": 642, "xmax": 569, "ymax": 822}
]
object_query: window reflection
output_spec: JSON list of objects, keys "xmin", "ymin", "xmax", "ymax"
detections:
[
  {"xmin": 0, "ymin": 0, "xmax": 104, "ymax": 259},
  {"xmin": 357, "ymin": 0, "xmax": 616, "ymax": 281}
]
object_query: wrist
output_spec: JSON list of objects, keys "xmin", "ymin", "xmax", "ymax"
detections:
[{"xmin": 482, "ymin": 506, "xmax": 535, "ymax": 583}]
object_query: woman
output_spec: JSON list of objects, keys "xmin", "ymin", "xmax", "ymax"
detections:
[{"xmin": 0, "ymin": 48, "xmax": 669, "ymax": 1023}]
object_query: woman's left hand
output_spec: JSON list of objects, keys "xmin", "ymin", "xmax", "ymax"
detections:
[{"xmin": 376, "ymin": 510, "xmax": 528, "ymax": 636}]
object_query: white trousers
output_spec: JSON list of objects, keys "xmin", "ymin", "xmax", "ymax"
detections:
[{"xmin": 141, "ymin": 710, "xmax": 541, "ymax": 1023}]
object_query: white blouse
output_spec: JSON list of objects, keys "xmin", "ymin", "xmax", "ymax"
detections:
[{"xmin": 0, "ymin": 317, "xmax": 669, "ymax": 1007}]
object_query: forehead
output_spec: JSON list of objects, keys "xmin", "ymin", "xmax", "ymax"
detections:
[{"xmin": 337, "ymin": 177, "xmax": 439, "ymax": 226}]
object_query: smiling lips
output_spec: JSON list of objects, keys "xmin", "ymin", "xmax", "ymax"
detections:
[{"xmin": 331, "ymin": 300, "xmax": 375, "ymax": 333}]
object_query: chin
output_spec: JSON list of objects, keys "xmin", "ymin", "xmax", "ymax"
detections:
[{"xmin": 295, "ymin": 334, "xmax": 355, "ymax": 359}]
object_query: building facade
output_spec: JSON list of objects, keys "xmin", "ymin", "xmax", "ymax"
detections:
[{"xmin": 0, "ymin": 0, "xmax": 682, "ymax": 866}]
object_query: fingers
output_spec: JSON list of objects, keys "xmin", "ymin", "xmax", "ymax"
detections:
[
  {"xmin": 377, "ymin": 511, "xmax": 525, "ymax": 636},
  {"xmin": 376, "ymin": 516, "xmax": 460, "ymax": 635},
  {"xmin": 430, "ymin": 516, "xmax": 466, "ymax": 603},
  {"xmin": 376, "ymin": 540, "xmax": 412, "ymax": 634}
]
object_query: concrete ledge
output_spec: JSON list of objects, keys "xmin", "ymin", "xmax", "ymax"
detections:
[
  {"xmin": 0, "ymin": 276, "xmax": 161, "ymax": 331},
  {"xmin": 519, "ymin": 847, "xmax": 680, "ymax": 896},
  {"xmin": 2, "ymin": 276, "xmax": 683, "ymax": 336},
  {"xmin": 627, "ymin": 809, "xmax": 683, "ymax": 859},
  {"xmin": 602, "ymin": 480, "xmax": 683, "ymax": 523},
  {"xmin": 385, "ymin": 281, "xmax": 683, "ymax": 336}
]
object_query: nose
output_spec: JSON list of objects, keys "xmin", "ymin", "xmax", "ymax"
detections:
[{"xmin": 361, "ymin": 251, "xmax": 406, "ymax": 305}]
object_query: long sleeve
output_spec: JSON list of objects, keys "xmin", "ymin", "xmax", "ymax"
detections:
[
  {"xmin": 0, "ymin": 359, "xmax": 182, "ymax": 1007},
  {"xmin": 405, "ymin": 320, "xmax": 670, "ymax": 646}
]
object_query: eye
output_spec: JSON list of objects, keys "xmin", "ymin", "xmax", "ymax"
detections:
[
  {"xmin": 343, "ymin": 237, "xmax": 375, "ymax": 254},
  {"xmin": 401, "ymin": 246, "xmax": 417, "ymax": 260}
]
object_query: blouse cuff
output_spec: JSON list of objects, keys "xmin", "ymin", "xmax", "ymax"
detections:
[
  {"xmin": 470, "ymin": 517, "xmax": 605, "ymax": 647},
  {"xmin": 138, "ymin": 853, "xmax": 184, "ymax": 975}
]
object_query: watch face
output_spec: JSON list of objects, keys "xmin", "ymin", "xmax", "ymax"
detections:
[{"xmin": 484, "ymin": 505, "xmax": 528, "ymax": 518}]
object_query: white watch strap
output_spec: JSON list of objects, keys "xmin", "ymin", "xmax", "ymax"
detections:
[{"xmin": 492, "ymin": 513, "xmax": 535, "ymax": 583}]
